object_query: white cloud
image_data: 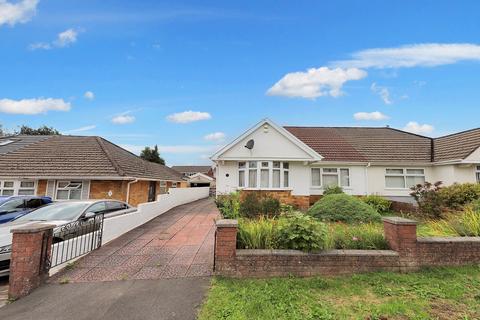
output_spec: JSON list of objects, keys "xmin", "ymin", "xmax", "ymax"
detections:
[
  {"xmin": 403, "ymin": 121, "xmax": 434, "ymax": 135},
  {"xmin": 84, "ymin": 91, "xmax": 95, "ymax": 100},
  {"xmin": 334, "ymin": 43, "xmax": 480, "ymax": 69},
  {"xmin": 204, "ymin": 132, "xmax": 225, "ymax": 142},
  {"xmin": 121, "ymin": 144, "xmax": 219, "ymax": 155},
  {"xmin": 370, "ymin": 83, "xmax": 392, "ymax": 104},
  {"xmin": 353, "ymin": 111, "xmax": 389, "ymax": 121},
  {"xmin": 0, "ymin": 98, "xmax": 70, "ymax": 114},
  {"xmin": 63, "ymin": 125, "xmax": 96, "ymax": 134},
  {"xmin": 0, "ymin": 0, "xmax": 38, "ymax": 27},
  {"xmin": 266, "ymin": 67, "xmax": 367, "ymax": 99},
  {"xmin": 29, "ymin": 28, "xmax": 79, "ymax": 50},
  {"xmin": 166, "ymin": 110, "xmax": 211, "ymax": 123},
  {"xmin": 111, "ymin": 114, "xmax": 135, "ymax": 124}
]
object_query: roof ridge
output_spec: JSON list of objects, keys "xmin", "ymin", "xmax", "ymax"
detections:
[{"xmin": 95, "ymin": 137, "xmax": 126, "ymax": 176}]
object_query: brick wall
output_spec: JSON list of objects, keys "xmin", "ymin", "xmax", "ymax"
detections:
[
  {"xmin": 214, "ymin": 217, "xmax": 480, "ymax": 278},
  {"xmin": 240, "ymin": 190, "xmax": 310, "ymax": 210},
  {"xmin": 90, "ymin": 180, "xmax": 129, "ymax": 202}
]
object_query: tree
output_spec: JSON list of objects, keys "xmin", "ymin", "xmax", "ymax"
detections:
[
  {"xmin": 0, "ymin": 124, "xmax": 5, "ymax": 137},
  {"xmin": 18, "ymin": 125, "xmax": 61, "ymax": 135},
  {"xmin": 140, "ymin": 145, "xmax": 165, "ymax": 165}
]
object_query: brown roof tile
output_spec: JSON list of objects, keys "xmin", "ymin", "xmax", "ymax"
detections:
[{"xmin": 433, "ymin": 128, "xmax": 480, "ymax": 162}]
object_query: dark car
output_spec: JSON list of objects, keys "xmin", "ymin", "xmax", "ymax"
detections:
[{"xmin": 0, "ymin": 196, "xmax": 52, "ymax": 224}]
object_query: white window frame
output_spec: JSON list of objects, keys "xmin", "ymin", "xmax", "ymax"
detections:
[
  {"xmin": 310, "ymin": 168, "xmax": 350, "ymax": 189},
  {"xmin": 0, "ymin": 180, "xmax": 36, "ymax": 196},
  {"xmin": 476, "ymin": 166, "xmax": 480, "ymax": 183},
  {"xmin": 238, "ymin": 161, "xmax": 290, "ymax": 190},
  {"xmin": 171, "ymin": 182, "xmax": 178, "ymax": 188},
  {"xmin": 385, "ymin": 168, "xmax": 425, "ymax": 189},
  {"xmin": 55, "ymin": 181, "xmax": 83, "ymax": 200}
]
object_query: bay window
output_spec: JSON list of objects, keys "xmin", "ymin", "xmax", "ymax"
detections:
[
  {"xmin": 385, "ymin": 168, "xmax": 425, "ymax": 189},
  {"xmin": 238, "ymin": 161, "xmax": 289, "ymax": 189},
  {"xmin": 311, "ymin": 168, "xmax": 350, "ymax": 188}
]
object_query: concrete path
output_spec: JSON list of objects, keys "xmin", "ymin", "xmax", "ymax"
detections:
[
  {"xmin": 0, "ymin": 198, "xmax": 219, "ymax": 320},
  {"xmin": 0, "ymin": 277, "xmax": 8, "ymax": 308},
  {"xmin": 51, "ymin": 198, "xmax": 218, "ymax": 283}
]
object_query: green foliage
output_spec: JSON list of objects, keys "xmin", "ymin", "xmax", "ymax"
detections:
[
  {"xmin": 276, "ymin": 213, "xmax": 328, "ymax": 252},
  {"xmin": 418, "ymin": 208, "xmax": 480, "ymax": 237},
  {"xmin": 237, "ymin": 217, "xmax": 278, "ymax": 249},
  {"xmin": 19, "ymin": 125, "xmax": 60, "ymax": 135},
  {"xmin": 140, "ymin": 145, "xmax": 165, "ymax": 165},
  {"xmin": 410, "ymin": 181, "xmax": 444, "ymax": 219},
  {"xmin": 471, "ymin": 198, "xmax": 480, "ymax": 212},
  {"xmin": 239, "ymin": 193, "xmax": 281, "ymax": 218},
  {"xmin": 215, "ymin": 192, "xmax": 241, "ymax": 219},
  {"xmin": 261, "ymin": 197, "xmax": 281, "ymax": 217},
  {"xmin": 322, "ymin": 185, "xmax": 344, "ymax": 196},
  {"xmin": 439, "ymin": 183, "xmax": 480, "ymax": 210},
  {"xmin": 449, "ymin": 208, "xmax": 480, "ymax": 236},
  {"xmin": 308, "ymin": 193, "xmax": 381, "ymax": 223},
  {"xmin": 325, "ymin": 222, "xmax": 388, "ymax": 250},
  {"xmin": 360, "ymin": 195, "xmax": 392, "ymax": 215}
]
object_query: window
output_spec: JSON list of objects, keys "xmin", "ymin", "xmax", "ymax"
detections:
[
  {"xmin": 86, "ymin": 202, "xmax": 107, "ymax": 215},
  {"xmin": 18, "ymin": 181, "xmax": 35, "ymax": 196},
  {"xmin": 56, "ymin": 181, "xmax": 83, "ymax": 200},
  {"xmin": 171, "ymin": 182, "xmax": 178, "ymax": 188},
  {"xmin": 0, "ymin": 180, "xmax": 35, "ymax": 196},
  {"xmin": 311, "ymin": 168, "xmax": 350, "ymax": 188},
  {"xmin": 239, "ymin": 161, "xmax": 290, "ymax": 189},
  {"xmin": 25, "ymin": 198, "xmax": 43, "ymax": 209},
  {"xmin": 159, "ymin": 181, "xmax": 167, "ymax": 194},
  {"xmin": 106, "ymin": 201, "xmax": 128, "ymax": 211},
  {"xmin": 385, "ymin": 168, "xmax": 425, "ymax": 189},
  {"xmin": 0, "ymin": 181, "xmax": 14, "ymax": 196},
  {"xmin": 476, "ymin": 166, "xmax": 480, "ymax": 183}
]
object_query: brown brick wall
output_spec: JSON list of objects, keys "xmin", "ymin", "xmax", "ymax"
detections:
[
  {"xmin": 36, "ymin": 180, "xmax": 47, "ymax": 196},
  {"xmin": 128, "ymin": 180, "xmax": 149, "ymax": 206},
  {"xmin": 90, "ymin": 180, "xmax": 128, "ymax": 202},
  {"xmin": 417, "ymin": 238, "xmax": 480, "ymax": 267},
  {"xmin": 240, "ymin": 190, "xmax": 310, "ymax": 210}
]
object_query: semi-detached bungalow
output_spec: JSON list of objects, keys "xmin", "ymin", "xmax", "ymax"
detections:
[
  {"xmin": 0, "ymin": 135, "xmax": 186, "ymax": 206},
  {"xmin": 211, "ymin": 119, "xmax": 480, "ymax": 209}
]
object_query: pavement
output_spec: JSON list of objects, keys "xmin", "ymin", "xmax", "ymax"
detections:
[
  {"xmin": 0, "ymin": 198, "xmax": 220, "ymax": 319},
  {"xmin": 0, "ymin": 277, "xmax": 8, "ymax": 308},
  {"xmin": 0, "ymin": 277, "xmax": 211, "ymax": 320}
]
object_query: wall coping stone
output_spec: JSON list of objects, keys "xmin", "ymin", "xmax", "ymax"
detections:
[
  {"xmin": 237, "ymin": 249, "xmax": 399, "ymax": 257},
  {"xmin": 216, "ymin": 219, "xmax": 238, "ymax": 228},
  {"xmin": 11, "ymin": 223, "xmax": 55, "ymax": 234},
  {"xmin": 382, "ymin": 216, "xmax": 417, "ymax": 225},
  {"xmin": 418, "ymin": 237, "xmax": 480, "ymax": 243}
]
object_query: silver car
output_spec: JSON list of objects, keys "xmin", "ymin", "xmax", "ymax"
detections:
[{"xmin": 0, "ymin": 200, "xmax": 135, "ymax": 277}]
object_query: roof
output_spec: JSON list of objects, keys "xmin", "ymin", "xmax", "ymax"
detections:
[
  {"xmin": 0, "ymin": 135, "xmax": 184, "ymax": 181},
  {"xmin": 171, "ymin": 166, "xmax": 212, "ymax": 174},
  {"xmin": 433, "ymin": 128, "xmax": 480, "ymax": 162},
  {"xmin": 284, "ymin": 126, "xmax": 433, "ymax": 163}
]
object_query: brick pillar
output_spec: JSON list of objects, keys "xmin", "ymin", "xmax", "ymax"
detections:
[
  {"xmin": 214, "ymin": 219, "xmax": 238, "ymax": 275},
  {"xmin": 9, "ymin": 224, "xmax": 54, "ymax": 300},
  {"xmin": 383, "ymin": 217, "xmax": 419, "ymax": 272}
]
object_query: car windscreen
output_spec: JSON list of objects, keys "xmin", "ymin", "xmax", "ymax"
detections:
[{"xmin": 15, "ymin": 202, "xmax": 90, "ymax": 222}]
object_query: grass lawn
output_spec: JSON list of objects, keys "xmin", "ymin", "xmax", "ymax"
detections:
[{"xmin": 199, "ymin": 266, "xmax": 480, "ymax": 320}]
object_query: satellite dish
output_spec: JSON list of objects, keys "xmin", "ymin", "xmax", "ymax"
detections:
[{"xmin": 245, "ymin": 139, "xmax": 254, "ymax": 150}]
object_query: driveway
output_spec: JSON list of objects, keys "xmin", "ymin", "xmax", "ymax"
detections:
[{"xmin": 0, "ymin": 198, "xmax": 219, "ymax": 320}]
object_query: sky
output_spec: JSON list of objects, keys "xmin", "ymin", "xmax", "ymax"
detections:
[{"xmin": 1, "ymin": 1, "xmax": 480, "ymax": 165}]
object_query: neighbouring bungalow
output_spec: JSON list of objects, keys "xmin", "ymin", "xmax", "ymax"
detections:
[
  {"xmin": 172, "ymin": 165, "xmax": 216, "ymax": 188},
  {"xmin": 211, "ymin": 119, "xmax": 480, "ymax": 209},
  {"xmin": 0, "ymin": 135, "xmax": 187, "ymax": 206}
]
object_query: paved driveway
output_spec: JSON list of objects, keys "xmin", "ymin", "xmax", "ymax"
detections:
[
  {"xmin": 0, "ymin": 198, "xmax": 219, "ymax": 320},
  {"xmin": 51, "ymin": 198, "xmax": 218, "ymax": 283}
]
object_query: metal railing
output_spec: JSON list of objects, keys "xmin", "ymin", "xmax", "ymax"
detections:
[{"xmin": 50, "ymin": 214, "xmax": 104, "ymax": 268}]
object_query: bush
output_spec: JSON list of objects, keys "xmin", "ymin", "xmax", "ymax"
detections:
[
  {"xmin": 308, "ymin": 194, "xmax": 381, "ymax": 223},
  {"xmin": 471, "ymin": 199, "xmax": 480, "ymax": 212},
  {"xmin": 439, "ymin": 183, "xmax": 480, "ymax": 210},
  {"xmin": 361, "ymin": 195, "xmax": 392, "ymax": 214},
  {"xmin": 325, "ymin": 222, "xmax": 388, "ymax": 250},
  {"xmin": 215, "ymin": 192, "xmax": 240, "ymax": 219},
  {"xmin": 449, "ymin": 208, "xmax": 480, "ymax": 236},
  {"xmin": 237, "ymin": 217, "xmax": 278, "ymax": 249},
  {"xmin": 410, "ymin": 181, "xmax": 444, "ymax": 219},
  {"xmin": 276, "ymin": 213, "xmax": 328, "ymax": 252},
  {"xmin": 322, "ymin": 185, "xmax": 344, "ymax": 196},
  {"xmin": 239, "ymin": 193, "xmax": 281, "ymax": 218}
]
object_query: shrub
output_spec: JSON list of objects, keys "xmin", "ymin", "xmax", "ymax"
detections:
[
  {"xmin": 361, "ymin": 195, "xmax": 392, "ymax": 214},
  {"xmin": 237, "ymin": 217, "xmax": 278, "ymax": 249},
  {"xmin": 439, "ymin": 183, "xmax": 480, "ymax": 210},
  {"xmin": 276, "ymin": 213, "xmax": 328, "ymax": 252},
  {"xmin": 410, "ymin": 181, "xmax": 444, "ymax": 219},
  {"xmin": 471, "ymin": 199, "xmax": 480, "ymax": 212},
  {"xmin": 322, "ymin": 185, "xmax": 344, "ymax": 196},
  {"xmin": 449, "ymin": 208, "xmax": 480, "ymax": 236},
  {"xmin": 215, "ymin": 192, "xmax": 240, "ymax": 219},
  {"xmin": 239, "ymin": 193, "xmax": 281, "ymax": 218},
  {"xmin": 308, "ymin": 193, "xmax": 381, "ymax": 223},
  {"xmin": 260, "ymin": 197, "xmax": 281, "ymax": 217},
  {"xmin": 325, "ymin": 222, "xmax": 388, "ymax": 250}
]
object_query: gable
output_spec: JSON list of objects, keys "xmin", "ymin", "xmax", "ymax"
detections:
[
  {"xmin": 464, "ymin": 146, "xmax": 480, "ymax": 162},
  {"xmin": 213, "ymin": 120, "xmax": 322, "ymax": 161}
]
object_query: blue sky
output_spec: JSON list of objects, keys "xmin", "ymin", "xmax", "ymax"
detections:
[{"xmin": 1, "ymin": 1, "xmax": 480, "ymax": 165}]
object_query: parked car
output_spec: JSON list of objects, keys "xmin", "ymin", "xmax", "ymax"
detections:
[
  {"xmin": 0, "ymin": 199, "xmax": 135, "ymax": 277},
  {"xmin": 0, "ymin": 196, "xmax": 52, "ymax": 224}
]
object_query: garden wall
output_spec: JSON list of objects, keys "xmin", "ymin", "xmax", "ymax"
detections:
[{"xmin": 214, "ymin": 217, "xmax": 480, "ymax": 277}]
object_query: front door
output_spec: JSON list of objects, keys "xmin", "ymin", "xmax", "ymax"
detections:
[{"xmin": 148, "ymin": 181, "xmax": 156, "ymax": 202}]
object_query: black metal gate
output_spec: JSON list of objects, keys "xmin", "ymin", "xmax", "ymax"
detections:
[{"xmin": 49, "ymin": 214, "xmax": 104, "ymax": 268}]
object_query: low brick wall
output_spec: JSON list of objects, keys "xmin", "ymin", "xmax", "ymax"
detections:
[
  {"xmin": 239, "ymin": 190, "xmax": 310, "ymax": 210},
  {"xmin": 215, "ymin": 217, "xmax": 480, "ymax": 278}
]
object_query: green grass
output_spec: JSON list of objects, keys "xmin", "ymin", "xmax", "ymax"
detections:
[{"xmin": 199, "ymin": 266, "xmax": 480, "ymax": 320}]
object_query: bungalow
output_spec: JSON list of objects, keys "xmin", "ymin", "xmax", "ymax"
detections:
[
  {"xmin": 0, "ymin": 135, "xmax": 187, "ymax": 206},
  {"xmin": 211, "ymin": 119, "xmax": 480, "ymax": 209},
  {"xmin": 172, "ymin": 165, "xmax": 216, "ymax": 188}
]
